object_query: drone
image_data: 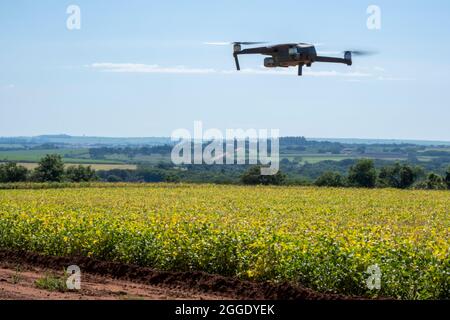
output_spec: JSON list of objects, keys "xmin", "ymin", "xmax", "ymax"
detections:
[{"xmin": 207, "ymin": 42, "xmax": 374, "ymax": 76}]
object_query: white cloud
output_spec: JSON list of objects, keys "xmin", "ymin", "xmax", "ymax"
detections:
[
  {"xmin": 203, "ymin": 42, "xmax": 231, "ymax": 46},
  {"xmin": 89, "ymin": 63, "xmax": 216, "ymax": 74},
  {"xmin": 228, "ymin": 68, "xmax": 372, "ymax": 78},
  {"xmin": 377, "ymin": 76, "xmax": 415, "ymax": 81},
  {"xmin": 1, "ymin": 84, "xmax": 15, "ymax": 89},
  {"xmin": 374, "ymin": 66, "xmax": 386, "ymax": 72},
  {"xmin": 88, "ymin": 62, "xmax": 373, "ymax": 78}
]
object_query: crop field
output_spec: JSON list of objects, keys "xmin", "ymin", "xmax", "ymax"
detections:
[
  {"xmin": 0, "ymin": 149, "xmax": 126, "ymax": 164},
  {"xmin": 0, "ymin": 162, "xmax": 137, "ymax": 171},
  {"xmin": 0, "ymin": 184, "xmax": 448, "ymax": 299}
]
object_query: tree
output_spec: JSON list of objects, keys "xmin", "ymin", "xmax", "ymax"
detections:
[
  {"xmin": 241, "ymin": 166, "xmax": 286, "ymax": 185},
  {"xmin": 356, "ymin": 146, "xmax": 366, "ymax": 154},
  {"xmin": 66, "ymin": 165, "xmax": 98, "ymax": 182},
  {"xmin": 378, "ymin": 163, "xmax": 416, "ymax": 189},
  {"xmin": 0, "ymin": 162, "xmax": 28, "ymax": 183},
  {"xmin": 399, "ymin": 165, "xmax": 416, "ymax": 189},
  {"xmin": 444, "ymin": 167, "xmax": 450, "ymax": 190},
  {"xmin": 33, "ymin": 154, "xmax": 65, "ymax": 182},
  {"xmin": 106, "ymin": 174, "xmax": 122, "ymax": 182},
  {"xmin": 314, "ymin": 171, "xmax": 345, "ymax": 187},
  {"xmin": 348, "ymin": 159, "xmax": 377, "ymax": 188},
  {"xmin": 425, "ymin": 173, "xmax": 446, "ymax": 190}
]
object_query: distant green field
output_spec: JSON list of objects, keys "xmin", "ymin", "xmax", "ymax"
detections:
[
  {"xmin": 283, "ymin": 153, "xmax": 408, "ymax": 164},
  {"xmin": 0, "ymin": 162, "xmax": 137, "ymax": 171},
  {"xmin": 0, "ymin": 149, "xmax": 85, "ymax": 161},
  {"xmin": 0, "ymin": 149, "xmax": 125, "ymax": 164},
  {"xmin": 0, "ymin": 144, "xmax": 26, "ymax": 149},
  {"xmin": 283, "ymin": 154, "xmax": 355, "ymax": 164}
]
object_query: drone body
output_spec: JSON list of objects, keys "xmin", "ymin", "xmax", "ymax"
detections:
[{"xmin": 232, "ymin": 42, "xmax": 353, "ymax": 76}]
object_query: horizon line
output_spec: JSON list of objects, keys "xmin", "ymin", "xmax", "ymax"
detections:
[{"xmin": 1, "ymin": 134, "xmax": 450, "ymax": 145}]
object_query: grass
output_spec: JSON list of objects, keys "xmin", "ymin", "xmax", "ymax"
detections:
[
  {"xmin": 0, "ymin": 149, "xmax": 128, "ymax": 164},
  {"xmin": 4, "ymin": 162, "xmax": 137, "ymax": 171},
  {"xmin": 35, "ymin": 273, "xmax": 68, "ymax": 292},
  {"xmin": 0, "ymin": 149, "xmax": 87, "ymax": 162},
  {"xmin": 11, "ymin": 266, "xmax": 22, "ymax": 284}
]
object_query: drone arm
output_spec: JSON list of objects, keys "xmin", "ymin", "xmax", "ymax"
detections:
[
  {"xmin": 315, "ymin": 56, "xmax": 352, "ymax": 66},
  {"xmin": 238, "ymin": 47, "xmax": 272, "ymax": 55}
]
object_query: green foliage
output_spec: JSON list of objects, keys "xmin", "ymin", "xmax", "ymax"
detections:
[
  {"xmin": 416, "ymin": 173, "xmax": 447, "ymax": 190},
  {"xmin": 240, "ymin": 166, "xmax": 286, "ymax": 185},
  {"xmin": 378, "ymin": 163, "xmax": 416, "ymax": 189},
  {"xmin": 0, "ymin": 162, "xmax": 28, "ymax": 183},
  {"xmin": 398, "ymin": 165, "xmax": 416, "ymax": 188},
  {"xmin": 445, "ymin": 167, "xmax": 450, "ymax": 189},
  {"xmin": 107, "ymin": 175, "xmax": 122, "ymax": 182},
  {"xmin": 33, "ymin": 154, "xmax": 65, "ymax": 182},
  {"xmin": 314, "ymin": 171, "xmax": 345, "ymax": 187},
  {"xmin": 66, "ymin": 165, "xmax": 98, "ymax": 182},
  {"xmin": 35, "ymin": 274, "xmax": 67, "ymax": 292},
  {"xmin": 348, "ymin": 159, "xmax": 377, "ymax": 188},
  {"xmin": 0, "ymin": 185, "xmax": 448, "ymax": 299}
]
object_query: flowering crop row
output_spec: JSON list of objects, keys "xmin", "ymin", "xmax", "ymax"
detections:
[{"xmin": 0, "ymin": 184, "xmax": 448, "ymax": 299}]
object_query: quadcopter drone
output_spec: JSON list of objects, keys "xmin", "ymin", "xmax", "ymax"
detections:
[{"xmin": 209, "ymin": 42, "xmax": 374, "ymax": 76}]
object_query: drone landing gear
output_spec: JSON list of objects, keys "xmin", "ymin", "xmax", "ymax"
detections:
[
  {"xmin": 233, "ymin": 53, "xmax": 241, "ymax": 71},
  {"xmin": 298, "ymin": 64, "xmax": 304, "ymax": 76}
]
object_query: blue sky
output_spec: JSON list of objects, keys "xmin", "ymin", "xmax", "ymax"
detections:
[{"xmin": 1, "ymin": 0, "xmax": 449, "ymax": 140}]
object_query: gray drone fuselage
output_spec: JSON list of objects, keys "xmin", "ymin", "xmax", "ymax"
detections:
[{"xmin": 233, "ymin": 43, "xmax": 352, "ymax": 76}]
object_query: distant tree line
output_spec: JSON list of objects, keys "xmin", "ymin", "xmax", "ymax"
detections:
[
  {"xmin": 0, "ymin": 154, "xmax": 97, "ymax": 183},
  {"xmin": 312, "ymin": 159, "xmax": 450, "ymax": 190},
  {"xmin": 89, "ymin": 145, "xmax": 173, "ymax": 159},
  {"xmin": 1, "ymin": 154, "xmax": 449, "ymax": 190}
]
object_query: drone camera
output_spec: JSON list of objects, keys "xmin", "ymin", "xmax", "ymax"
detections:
[{"xmin": 264, "ymin": 57, "xmax": 276, "ymax": 68}]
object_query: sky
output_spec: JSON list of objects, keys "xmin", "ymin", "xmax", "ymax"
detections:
[{"xmin": 1, "ymin": 0, "xmax": 450, "ymax": 141}]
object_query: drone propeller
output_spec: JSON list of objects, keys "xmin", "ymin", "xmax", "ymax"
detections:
[
  {"xmin": 343, "ymin": 50, "xmax": 378, "ymax": 57},
  {"xmin": 234, "ymin": 42, "xmax": 267, "ymax": 45},
  {"xmin": 204, "ymin": 41, "xmax": 267, "ymax": 46}
]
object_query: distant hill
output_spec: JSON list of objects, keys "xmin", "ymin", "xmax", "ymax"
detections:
[
  {"xmin": 309, "ymin": 137, "xmax": 450, "ymax": 146},
  {"xmin": 0, "ymin": 134, "xmax": 449, "ymax": 147},
  {"xmin": 0, "ymin": 135, "xmax": 172, "ymax": 147}
]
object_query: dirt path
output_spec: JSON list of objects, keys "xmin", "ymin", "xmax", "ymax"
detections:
[
  {"xmin": 0, "ymin": 265, "xmax": 226, "ymax": 300},
  {"xmin": 0, "ymin": 250, "xmax": 351, "ymax": 300}
]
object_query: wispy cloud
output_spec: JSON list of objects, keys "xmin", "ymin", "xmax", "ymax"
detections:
[
  {"xmin": 203, "ymin": 42, "xmax": 231, "ymax": 46},
  {"xmin": 226, "ymin": 67, "xmax": 372, "ymax": 78},
  {"xmin": 87, "ymin": 62, "xmax": 373, "ymax": 78},
  {"xmin": 377, "ymin": 76, "xmax": 415, "ymax": 81},
  {"xmin": 88, "ymin": 63, "xmax": 413, "ymax": 81},
  {"xmin": 89, "ymin": 63, "xmax": 216, "ymax": 74}
]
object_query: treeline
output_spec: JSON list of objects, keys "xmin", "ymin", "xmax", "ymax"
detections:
[
  {"xmin": 313, "ymin": 159, "xmax": 450, "ymax": 190},
  {"xmin": 1, "ymin": 155, "xmax": 449, "ymax": 190},
  {"xmin": 0, "ymin": 155, "xmax": 97, "ymax": 183},
  {"xmin": 89, "ymin": 145, "xmax": 173, "ymax": 159},
  {"xmin": 96, "ymin": 163, "xmax": 244, "ymax": 184},
  {"xmin": 88, "ymin": 138, "xmax": 343, "ymax": 159}
]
